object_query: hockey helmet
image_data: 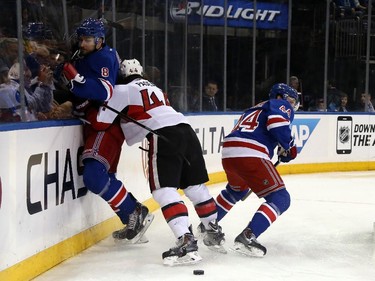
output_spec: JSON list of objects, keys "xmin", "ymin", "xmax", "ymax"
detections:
[
  {"xmin": 269, "ymin": 83, "xmax": 299, "ymax": 111},
  {"xmin": 23, "ymin": 22, "xmax": 52, "ymax": 40},
  {"xmin": 120, "ymin": 58, "xmax": 143, "ymax": 77},
  {"xmin": 76, "ymin": 18, "xmax": 105, "ymax": 43}
]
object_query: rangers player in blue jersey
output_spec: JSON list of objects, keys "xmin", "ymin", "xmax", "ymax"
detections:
[
  {"xmin": 200, "ymin": 83, "xmax": 298, "ymax": 257},
  {"xmin": 61, "ymin": 18, "xmax": 153, "ymax": 244}
]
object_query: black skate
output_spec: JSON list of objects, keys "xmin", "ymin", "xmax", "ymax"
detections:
[
  {"xmin": 112, "ymin": 203, "xmax": 154, "ymax": 244},
  {"xmin": 197, "ymin": 220, "xmax": 227, "ymax": 254},
  {"xmin": 231, "ymin": 228, "xmax": 267, "ymax": 257},
  {"xmin": 162, "ymin": 233, "xmax": 202, "ymax": 266}
]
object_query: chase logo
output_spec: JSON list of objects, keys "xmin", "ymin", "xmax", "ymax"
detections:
[{"xmin": 291, "ymin": 118, "xmax": 320, "ymax": 153}]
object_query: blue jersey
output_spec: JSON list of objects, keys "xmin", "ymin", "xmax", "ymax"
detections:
[
  {"xmin": 222, "ymin": 99, "xmax": 294, "ymax": 160},
  {"xmin": 73, "ymin": 45, "xmax": 119, "ymax": 102}
]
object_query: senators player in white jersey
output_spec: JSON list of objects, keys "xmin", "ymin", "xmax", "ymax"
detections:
[{"xmin": 93, "ymin": 59, "xmax": 225, "ymax": 266}]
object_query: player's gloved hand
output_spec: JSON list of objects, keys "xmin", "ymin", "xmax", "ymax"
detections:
[
  {"xmin": 72, "ymin": 96, "xmax": 90, "ymax": 117},
  {"xmin": 279, "ymin": 140, "xmax": 297, "ymax": 163},
  {"xmin": 61, "ymin": 63, "xmax": 86, "ymax": 90}
]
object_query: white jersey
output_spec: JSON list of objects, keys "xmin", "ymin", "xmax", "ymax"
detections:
[{"xmin": 97, "ymin": 78, "xmax": 188, "ymax": 145}]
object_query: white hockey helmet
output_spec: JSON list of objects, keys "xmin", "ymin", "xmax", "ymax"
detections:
[{"xmin": 120, "ymin": 58, "xmax": 143, "ymax": 77}]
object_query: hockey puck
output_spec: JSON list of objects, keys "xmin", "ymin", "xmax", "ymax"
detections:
[{"xmin": 193, "ymin": 269, "xmax": 204, "ymax": 275}]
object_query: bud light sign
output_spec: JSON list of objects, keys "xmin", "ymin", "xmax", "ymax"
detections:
[{"xmin": 170, "ymin": 0, "xmax": 288, "ymax": 30}]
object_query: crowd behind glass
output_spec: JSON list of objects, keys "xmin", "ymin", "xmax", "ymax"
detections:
[{"xmin": 0, "ymin": 0, "xmax": 374, "ymax": 123}]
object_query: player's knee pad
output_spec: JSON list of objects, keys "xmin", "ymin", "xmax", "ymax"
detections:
[
  {"xmin": 83, "ymin": 159, "xmax": 110, "ymax": 195},
  {"xmin": 225, "ymin": 184, "xmax": 249, "ymax": 202},
  {"xmin": 152, "ymin": 187, "xmax": 182, "ymax": 208},
  {"xmin": 264, "ymin": 188, "xmax": 291, "ymax": 215},
  {"xmin": 184, "ymin": 184, "xmax": 211, "ymax": 205}
]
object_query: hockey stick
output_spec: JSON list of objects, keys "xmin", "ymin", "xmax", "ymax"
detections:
[
  {"xmin": 240, "ymin": 158, "xmax": 281, "ymax": 201},
  {"xmin": 98, "ymin": 0, "xmax": 125, "ymax": 30},
  {"xmin": 102, "ymin": 103, "xmax": 192, "ymax": 166},
  {"xmin": 101, "ymin": 103, "xmax": 169, "ymax": 142}
]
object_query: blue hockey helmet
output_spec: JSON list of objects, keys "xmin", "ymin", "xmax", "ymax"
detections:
[
  {"xmin": 76, "ymin": 18, "xmax": 105, "ymax": 43},
  {"xmin": 269, "ymin": 83, "xmax": 299, "ymax": 111},
  {"xmin": 23, "ymin": 22, "xmax": 52, "ymax": 40}
]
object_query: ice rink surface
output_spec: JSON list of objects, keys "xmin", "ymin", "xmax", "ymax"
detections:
[{"xmin": 35, "ymin": 171, "xmax": 375, "ymax": 281}]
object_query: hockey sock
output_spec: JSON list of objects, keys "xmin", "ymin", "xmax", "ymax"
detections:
[
  {"xmin": 153, "ymin": 187, "xmax": 190, "ymax": 238},
  {"xmin": 216, "ymin": 184, "xmax": 248, "ymax": 221},
  {"xmin": 102, "ymin": 179, "xmax": 137, "ymax": 225},
  {"xmin": 194, "ymin": 198, "xmax": 217, "ymax": 228},
  {"xmin": 184, "ymin": 184, "xmax": 217, "ymax": 228},
  {"xmin": 162, "ymin": 201, "xmax": 190, "ymax": 238},
  {"xmin": 249, "ymin": 202, "xmax": 278, "ymax": 237},
  {"xmin": 249, "ymin": 189, "xmax": 290, "ymax": 237}
]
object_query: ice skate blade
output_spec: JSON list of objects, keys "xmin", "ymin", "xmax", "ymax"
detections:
[
  {"xmin": 206, "ymin": 244, "xmax": 227, "ymax": 254},
  {"xmin": 114, "ymin": 234, "xmax": 149, "ymax": 245},
  {"xmin": 163, "ymin": 251, "xmax": 202, "ymax": 266},
  {"xmin": 113, "ymin": 213, "xmax": 154, "ymax": 244},
  {"xmin": 230, "ymin": 242, "xmax": 265, "ymax": 257}
]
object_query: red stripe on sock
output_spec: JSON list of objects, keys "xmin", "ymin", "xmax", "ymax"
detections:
[
  {"xmin": 216, "ymin": 194, "xmax": 233, "ymax": 212},
  {"xmin": 258, "ymin": 203, "xmax": 277, "ymax": 223},
  {"xmin": 162, "ymin": 202, "xmax": 188, "ymax": 222},
  {"xmin": 195, "ymin": 199, "xmax": 216, "ymax": 217},
  {"xmin": 108, "ymin": 185, "xmax": 127, "ymax": 208}
]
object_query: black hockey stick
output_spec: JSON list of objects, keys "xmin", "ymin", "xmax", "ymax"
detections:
[
  {"xmin": 102, "ymin": 103, "xmax": 169, "ymax": 142},
  {"xmin": 103, "ymin": 103, "xmax": 191, "ymax": 165}
]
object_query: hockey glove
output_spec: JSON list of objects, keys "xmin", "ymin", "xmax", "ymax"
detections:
[
  {"xmin": 279, "ymin": 141, "xmax": 297, "ymax": 163},
  {"xmin": 61, "ymin": 63, "xmax": 86, "ymax": 90}
]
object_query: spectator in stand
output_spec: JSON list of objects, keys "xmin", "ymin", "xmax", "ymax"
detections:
[
  {"xmin": 0, "ymin": 58, "xmax": 72, "ymax": 122},
  {"xmin": 335, "ymin": 0, "xmax": 366, "ymax": 18},
  {"xmin": 0, "ymin": 59, "xmax": 20, "ymax": 122},
  {"xmin": 355, "ymin": 92, "xmax": 375, "ymax": 112},
  {"xmin": 326, "ymin": 80, "xmax": 343, "ymax": 112},
  {"xmin": 25, "ymin": 55, "xmax": 55, "ymax": 114},
  {"xmin": 337, "ymin": 92, "xmax": 350, "ymax": 112},
  {"xmin": 317, "ymin": 98, "xmax": 328, "ymax": 112},
  {"xmin": 289, "ymin": 76, "xmax": 303, "ymax": 111},
  {"xmin": 202, "ymin": 80, "xmax": 220, "ymax": 111},
  {"xmin": 0, "ymin": 59, "xmax": 9, "ymax": 82},
  {"xmin": 308, "ymin": 98, "xmax": 327, "ymax": 112},
  {"xmin": 3, "ymin": 56, "xmax": 58, "ymax": 121},
  {"xmin": 6, "ymin": 61, "xmax": 40, "ymax": 121}
]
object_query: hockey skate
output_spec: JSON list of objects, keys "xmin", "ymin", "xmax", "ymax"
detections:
[
  {"xmin": 162, "ymin": 233, "xmax": 202, "ymax": 266},
  {"xmin": 231, "ymin": 228, "xmax": 267, "ymax": 257},
  {"xmin": 112, "ymin": 203, "xmax": 154, "ymax": 244},
  {"xmin": 197, "ymin": 220, "xmax": 227, "ymax": 254}
]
